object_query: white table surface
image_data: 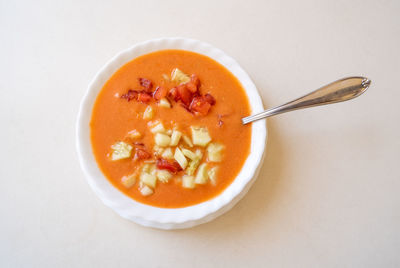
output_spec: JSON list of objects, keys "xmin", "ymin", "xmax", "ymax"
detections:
[{"xmin": 1, "ymin": 0, "xmax": 399, "ymax": 267}]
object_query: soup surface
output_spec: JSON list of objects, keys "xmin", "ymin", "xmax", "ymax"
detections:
[{"xmin": 90, "ymin": 49, "xmax": 251, "ymax": 208}]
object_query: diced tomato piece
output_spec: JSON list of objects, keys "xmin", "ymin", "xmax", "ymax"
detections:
[
  {"xmin": 153, "ymin": 86, "xmax": 168, "ymax": 100},
  {"xmin": 180, "ymin": 103, "xmax": 193, "ymax": 113},
  {"xmin": 137, "ymin": 92, "xmax": 152, "ymax": 103},
  {"xmin": 120, "ymin": 90, "xmax": 138, "ymax": 101},
  {"xmin": 185, "ymin": 82, "xmax": 198, "ymax": 93},
  {"xmin": 190, "ymin": 74, "xmax": 200, "ymax": 87},
  {"xmin": 138, "ymin": 78, "xmax": 153, "ymax": 91},
  {"xmin": 156, "ymin": 159, "xmax": 182, "ymax": 173},
  {"xmin": 184, "ymin": 74, "xmax": 200, "ymax": 93},
  {"xmin": 204, "ymin": 93, "xmax": 216, "ymax": 105},
  {"xmin": 189, "ymin": 96, "xmax": 211, "ymax": 116},
  {"xmin": 177, "ymin": 84, "xmax": 192, "ymax": 105},
  {"xmin": 135, "ymin": 148, "xmax": 151, "ymax": 160},
  {"xmin": 168, "ymin": 87, "xmax": 179, "ymax": 101},
  {"xmin": 134, "ymin": 142, "xmax": 145, "ymax": 146}
]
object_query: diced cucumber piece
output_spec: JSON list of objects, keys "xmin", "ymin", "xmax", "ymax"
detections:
[
  {"xmin": 181, "ymin": 148, "xmax": 198, "ymax": 161},
  {"xmin": 155, "ymin": 133, "xmax": 171, "ymax": 147},
  {"xmin": 169, "ymin": 130, "xmax": 182, "ymax": 146},
  {"xmin": 149, "ymin": 121, "xmax": 166, "ymax": 133},
  {"xmin": 143, "ymin": 106, "xmax": 154, "ymax": 120},
  {"xmin": 174, "ymin": 148, "xmax": 188, "ymax": 169},
  {"xmin": 161, "ymin": 147, "xmax": 174, "ymax": 159},
  {"xmin": 195, "ymin": 149, "xmax": 203, "ymax": 159},
  {"xmin": 171, "ymin": 68, "xmax": 190, "ymax": 84},
  {"xmin": 141, "ymin": 163, "xmax": 156, "ymax": 174},
  {"xmin": 191, "ymin": 126, "xmax": 211, "ymax": 147},
  {"xmin": 153, "ymin": 145, "xmax": 164, "ymax": 156},
  {"xmin": 159, "ymin": 98, "xmax": 171, "ymax": 108},
  {"xmin": 111, "ymin": 141, "xmax": 133, "ymax": 161},
  {"xmin": 121, "ymin": 174, "xmax": 137, "ymax": 188},
  {"xmin": 150, "ymin": 166, "xmax": 157, "ymax": 176},
  {"xmin": 127, "ymin": 129, "xmax": 141, "ymax": 139},
  {"xmin": 195, "ymin": 163, "xmax": 208, "ymax": 184},
  {"xmin": 208, "ymin": 166, "xmax": 219, "ymax": 186},
  {"xmin": 206, "ymin": 143, "xmax": 225, "ymax": 162},
  {"xmin": 140, "ymin": 185, "xmax": 153, "ymax": 196},
  {"xmin": 156, "ymin": 169, "xmax": 173, "ymax": 183},
  {"xmin": 186, "ymin": 158, "xmax": 200, "ymax": 176},
  {"xmin": 140, "ymin": 172, "xmax": 157, "ymax": 188},
  {"xmin": 182, "ymin": 135, "xmax": 193, "ymax": 147},
  {"xmin": 182, "ymin": 175, "xmax": 195, "ymax": 189}
]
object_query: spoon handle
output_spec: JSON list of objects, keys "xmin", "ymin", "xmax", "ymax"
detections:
[{"xmin": 242, "ymin": 76, "xmax": 371, "ymax": 125}]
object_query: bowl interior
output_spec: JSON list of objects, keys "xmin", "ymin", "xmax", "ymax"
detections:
[{"xmin": 76, "ymin": 37, "xmax": 267, "ymax": 229}]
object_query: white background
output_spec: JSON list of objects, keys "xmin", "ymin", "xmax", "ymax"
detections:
[{"xmin": 1, "ymin": 0, "xmax": 399, "ymax": 267}]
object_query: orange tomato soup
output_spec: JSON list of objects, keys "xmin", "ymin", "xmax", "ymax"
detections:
[{"xmin": 90, "ymin": 50, "xmax": 251, "ymax": 208}]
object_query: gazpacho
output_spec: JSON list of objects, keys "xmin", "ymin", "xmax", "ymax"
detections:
[{"xmin": 90, "ymin": 49, "xmax": 251, "ymax": 208}]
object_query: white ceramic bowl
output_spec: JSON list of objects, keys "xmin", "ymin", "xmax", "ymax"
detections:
[{"xmin": 76, "ymin": 37, "xmax": 267, "ymax": 229}]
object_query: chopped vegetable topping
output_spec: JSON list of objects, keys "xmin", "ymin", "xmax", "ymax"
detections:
[
  {"xmin": 175, "ymin": 84, "xmax": 193, "ymax": 105},
  {"xmin": 190, "ymin": 74, "xmax": 200, "ymax": 88},
  {"xmin": 134, "ymin": 147, "xmax": 152, "ymax": 160},
  {"xmin": 204, "ymin": 93, "xmax": 216, "ymax": 105},
  {"xmin": 182, "ymin": 175, "xmax": 195, "ymax": 189},
  {"xmin": 206, "ymin": 143, "xmax": 225, "ymax": 162},
  {"xmin": 186, "ymin": 158, "xmax": 200, "ymax": 176},
  {"xmin": 114, "ymin": 69, "xmax": 226, "ymax": 194},
  {"xmin": 141, "ymin": 163, "xmax": 156, "ymax": 174},
  {"xmin": 159, "ymin": 98, "xmax": 171, "ymax": 108},
  {"xmin": 184, "ymin": 74, "xmax": 200, "ymax": 93},
  {"xmin": 156, "ymin": 158, "xmax": 182, "ymax": 173},
  {"xmin": 161, "ymin": 147, "xmax": 174, "ymax": 159},
  {"xmin": 155, "ymin": 133, "xmax": 171, "ymax": 147},
  {"xmin": 140, "ymin": 173, "xmax": 157, "ymax": 188},
  {"xmin": 153, "ymin": 145, "xmax": 164, "ymax": 156},
  {"xmin": 168, "ymin": 87, "xmax": 179, "ymax": 100},
  {"xmin": 121, "ymin": 173, "xmax": 137, "ymax": 188},
  {"xmin": 153, "ymin": 86, "xmax": 168, "ymax": 100},
  {"xmin": 138, "ymin": 77, "xmax": 153, "ymax": 91},
  {"xmin": 120, "ymin": 70, "xmax": 215, "ymax": 116},
  {"xmin": 121, "ymin": 89, "xmax": 138, "ymax": 101},
  {"xmin": 127, "ymin": 129, "xmax": 141, "ymax": 139},
  {"xmin": 182, "ymin": 135, "xmax": 193, "ymax": 147},
  {"xmin": 137, "ymin": 92, "xmax": 152, "ymax": 103},
  {"xmin": 181, "ymin": 148, "xmax": 198, "ymax": 161},
  {"xmin": 191, "ymin": 126, "xmax": 211, "ymax": 147},
  {"xmin": 140, "ymin": 184, "xmax": 153, "ymax": 196},
  {"xmin": 195, "ymin": 149, "xmax": 203, "ymax": 159},
  {"xmin": 171, "ymin": 68, "xmax": 190, "ymax": 84},
  {"xmin": 143, "ymin": 106, "xmax": 154, "ymax": 120},
  {"xmin": 169, "ymin": 130, "xmax": 182, "ymax": 146},
  {"xmin": 195, "ymin": 163, "xmax": 209, "ymax": 184},
  {"xmin": 111, "ymin": 141, "xmax": 133, "ymax": 161},
  {"xmin": 149, "ymin": 121, "xmax": 166, "ymax": 133},
  {"xmin": 174, "ymin": 148, "xmax": 188, "ymax": 169},
  {"xmin": 189, "ymin": 96, "xmax": 211, "ymax": 116},
  {"xmin": 156, "ymin": 169, "xmax": 173, "ymax": 183},
  {"xmin": 208, "ymin": 166, "xmax": 218, "ymax": 186}
]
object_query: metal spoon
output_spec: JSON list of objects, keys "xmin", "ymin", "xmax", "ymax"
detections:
[{"xmin": 242, "ymin": 76, "xmax": 371, "ymax": 125}]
